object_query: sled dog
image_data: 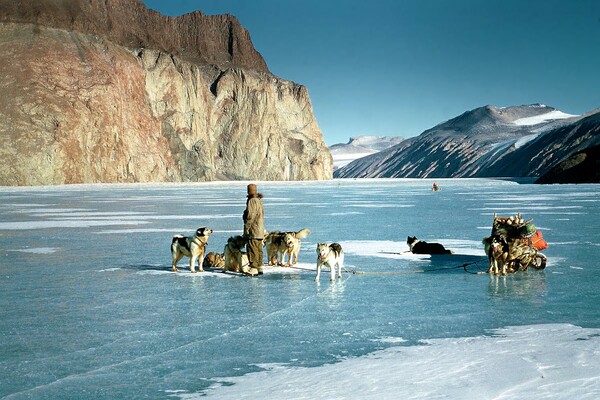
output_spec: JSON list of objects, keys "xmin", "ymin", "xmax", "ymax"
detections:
[
  {"xmin": 264, "ymin": 231, "xmax": 285, "ymax": 265},
  {"xmin": 315, "ymin": 243, "xmax": 344, "ymax": 282},
  {"xmin": 171, "ymin": 227, "xmax": 213, "ymax": 273},
  {"xmin": 223, "ymin": 235, "xmax": 249, "ymax": 273},
  {"xmin": 407, "ymin": 236, "xmax": 453, "ymax": 255},
  {"xmin": 483, "ymin": 235, "xmax": 509, "ymax": 275},
  {"xmin": 265, "ymin": 228, "xmax": 311, "ymax": 266},
  {"xmin": 203, "ymin": 252, "xmax": 225, "ymax": 269}
]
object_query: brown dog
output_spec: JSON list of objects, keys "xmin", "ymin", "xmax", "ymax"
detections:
[
  {"xmin": 223, "ymin": 235, "xmax": 249, "ymax": 273},
  {"xmin": 202, "ymin": 252, "xmax": 225, "ymax": 269},
  {"xmin": 265, "ymin": 228, "xmax": 311, "ymax": 266}
]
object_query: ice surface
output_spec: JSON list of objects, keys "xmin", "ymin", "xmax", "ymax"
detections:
[
  {"xmin": 196, "ymin": 324, "xmax": 600, "ymax": 400},
  {"xmin": 1, "ymin": 179, "xmax": 598, "ymax": 399},
  {"xmin": 332, "ymin": 152, "xmax": 376, "ymax": 168},
  {"xmin": 0, "ymin": 219, "xmax": 150, "ymax": 230},
  {"xmin": 12, "ymin": 247, "xmax": 58, "ymax": 254}
]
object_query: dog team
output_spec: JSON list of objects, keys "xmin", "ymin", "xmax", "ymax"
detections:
[
  {"xmin": 172, "ymin": 184, "xmax": 545, "ymax": 281},
  {"xmin": 170, "ymin": 184, "xmax": 459, "ymax": 281},
  {"xmin": 171, "ymin": 183, "xmax": 345, "ymax": 281}
]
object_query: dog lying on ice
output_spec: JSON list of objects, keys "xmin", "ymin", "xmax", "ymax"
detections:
[
  {"xmin": 315, "ymin": 242, "xmax": 344, "ymax": 282},
  {"xmin": 202, "ymin": 252, "xmax": 225, "ymax": 269},
  {"xmin": 407, "ymin": 236, "xmax": 453, "ymax": 255},
  {"xmin": 171, "ymin": 227, "xmax": 213, "ymax": 273},
  {"xmin": 265, "ymin": 228, "xmax": 311, "ymax": 266},
  {"xmin": 483, "ymin": 235, "xmax": 509, "ymax": 275},
  {"xmin": 223, "ymin": 235, "xmax": 249, "ymax": 273}
]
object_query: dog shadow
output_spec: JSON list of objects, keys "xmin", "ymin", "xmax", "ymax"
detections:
[
  {"xmin": 124, "ymin": 264, "xmax": 173, "ymax": 273},
  {"xmin": 125, "ymin": 264, "xmax": 230, "ymax": 275}
]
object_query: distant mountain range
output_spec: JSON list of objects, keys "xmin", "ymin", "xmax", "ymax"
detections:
[
  {"xmin": 329, "ymin": 136, "xmax": 405, "ymax": 169},
  {"xmin": 333, "ymin": 104, "xmax": 600, "ymax": 183}
]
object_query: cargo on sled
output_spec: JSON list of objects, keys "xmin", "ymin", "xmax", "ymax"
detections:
[{"xmin": 482, "ymin": 213, "xmax": 547, "ymax": 275}]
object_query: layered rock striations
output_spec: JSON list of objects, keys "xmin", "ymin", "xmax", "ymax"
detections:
[
  {"xmin": 493, "ymin": 111, "xmax": 600, "ymax": 179},
  {"xmin": 335, "ymin": 104, "xmax": 597, "ymax": 180},
  {"xmin": 0, "ymin": 0, "xmax": 332, "ymax": 185},
  {"xmin": 0, "ymin": 0, "xmax": 268, "ymax": 72}
]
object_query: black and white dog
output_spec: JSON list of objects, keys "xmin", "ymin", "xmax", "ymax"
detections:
[
  {"xmin": 315, "ymin": 243, "xmax": 344, "ymax": 282},
  {"xmin": 482, "ymin": 234, "xmax": 510, "ymax": 275},
  {"xmin": 171, "ymin": 227, "xmax": 213, "ymax": 273},
  {"xmin": 407, "ymin": 236, "xmax": 453, "ymax": 255}
]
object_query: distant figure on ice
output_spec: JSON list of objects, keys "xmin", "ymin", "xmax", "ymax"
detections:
[
  {"xmin": 243, "ymin": 183, "xmax": 265, "ymax": 276},
  {"xmin": 432, "ymin": 183, "xmax": 440, "ymax": 191}
]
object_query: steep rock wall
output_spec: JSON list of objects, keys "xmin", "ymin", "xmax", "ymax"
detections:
[
  {"xmin": 0, "ymin": 0, "xmax": 268, "ymax": 72},
  {"xmin": 0, "ymin": 3, "xmax": 332, "ymax": 185}
]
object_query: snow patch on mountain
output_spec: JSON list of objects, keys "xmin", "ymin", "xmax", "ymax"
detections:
[
  {"xmin": 514, "ymin": 133, "xmax": 541, "ymax": 149},
  {"xmin": 512, "ymin": 110, "xmax": 578, "ymax": 126}
]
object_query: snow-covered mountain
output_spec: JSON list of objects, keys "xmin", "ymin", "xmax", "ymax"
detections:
[
  {"xmin": 334, "ymin": 104, "xmax": 597, "ymax": 179},
  {"xmin": 329, "ymin": 136, "xmax": 405, "ymax": 169}
]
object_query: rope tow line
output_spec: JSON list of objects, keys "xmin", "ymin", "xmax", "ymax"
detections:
[
  {"xmin": 346, "ymin": 262, "xmax": 485, "ymax": 275},
  {"xmin": 285, "ymin": 262, "xmax": 486, "ymax": 276}
]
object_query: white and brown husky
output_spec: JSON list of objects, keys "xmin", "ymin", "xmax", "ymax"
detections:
[{"xmin": 315, "ymin": 242, "xmax": 344, "ymax": 282}]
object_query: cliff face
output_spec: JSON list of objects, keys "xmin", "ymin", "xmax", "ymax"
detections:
[
  {"xmin": 0, "ymin": 0, "xmax": 332, "ymax": 185},
  {"xmin": 0, "ymin": 0, "xmax": 269, "ymax": 72}
]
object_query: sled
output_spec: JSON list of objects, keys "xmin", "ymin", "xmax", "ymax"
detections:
[{"xmin": 485, "ymin": 213, "xmax": 548, "ymax": 273}]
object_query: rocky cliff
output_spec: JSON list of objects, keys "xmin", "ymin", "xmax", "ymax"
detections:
[
  {"xmin": 0, "ymin": 0, "xmax": 332, "ymax": 185},
  {"xmin": 334, "ymin": 104, "xmax": 597, "ymax": 180}
]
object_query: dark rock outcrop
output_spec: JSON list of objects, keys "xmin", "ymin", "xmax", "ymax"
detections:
[{"xmin": 535, "ymin": 144, "xmax": 600, "ymax": 184}]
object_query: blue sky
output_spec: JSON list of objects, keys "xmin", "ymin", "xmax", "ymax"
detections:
[{"xmin": 142, "ymin": 0, "xmax": 600, "ymax": 145}]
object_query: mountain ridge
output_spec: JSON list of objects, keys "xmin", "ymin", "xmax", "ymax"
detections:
[
  {"xmin": 334, "ymin": 104, "xmax": 596, "ymax": 180},
  {"xmin": 329, "ymin": 135, "xmax": 405, "ymax": 169}
]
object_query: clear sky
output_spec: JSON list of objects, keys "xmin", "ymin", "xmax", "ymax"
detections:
[{"xmin": 142, "ymin": 0, "xmax": 600, "ymax": 145}]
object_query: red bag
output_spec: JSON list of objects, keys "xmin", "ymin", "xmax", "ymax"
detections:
[{"xmin": 531, "ymin": 230, "xmax": 548, "ymax": 250}]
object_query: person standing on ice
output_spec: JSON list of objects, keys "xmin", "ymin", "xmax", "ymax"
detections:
[{"xmin": 243, "ymin": 183, "xmax": 265, "ymax": 275}]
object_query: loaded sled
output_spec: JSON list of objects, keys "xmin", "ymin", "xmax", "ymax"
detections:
[{"xmin": 483, "ymin": 213, "xmax": 548, "ymax": 274}]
